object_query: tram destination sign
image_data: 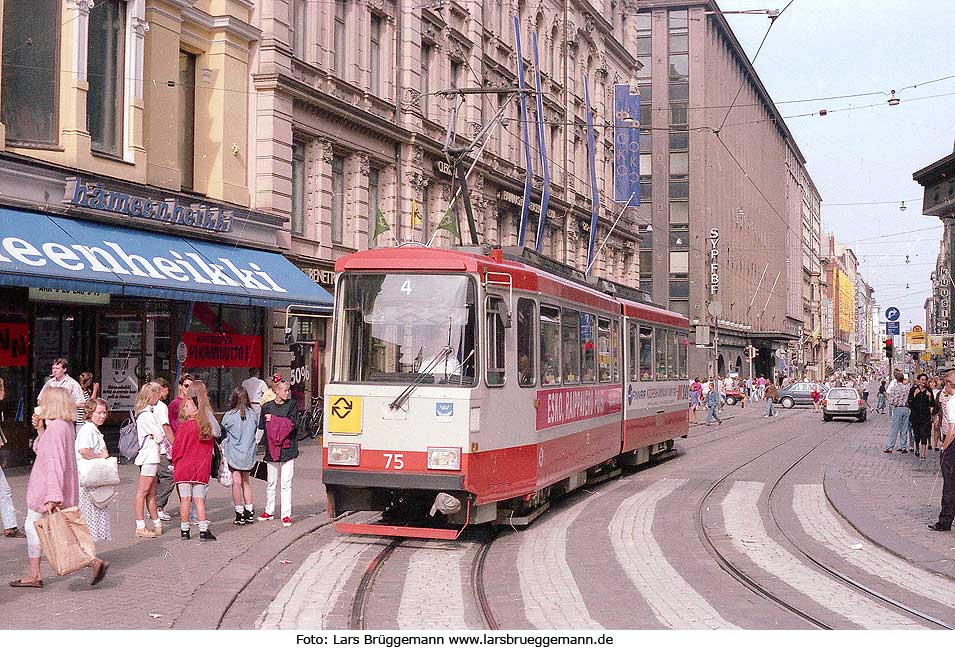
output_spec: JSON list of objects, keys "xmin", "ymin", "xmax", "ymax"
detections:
[{"xmin": 65, "ymin": 178, "xmax": 233, "ymax": 234}]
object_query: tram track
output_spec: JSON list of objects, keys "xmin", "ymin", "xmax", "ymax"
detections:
[
  {"xmin": 349, "ymin": 531, "xmax": 500, "ymax": 630},
  {"xmin": 765, "ymin": 429, "xmax": 953, "ymax": 630},
  {"xmin": 698, "ymin": 414, "xmax": 951, "ymax": 630}
]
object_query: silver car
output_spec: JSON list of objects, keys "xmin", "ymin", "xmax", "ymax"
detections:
[{"xmin": 822, "ymin": 387, "xmax": 867, "ymax": 422}]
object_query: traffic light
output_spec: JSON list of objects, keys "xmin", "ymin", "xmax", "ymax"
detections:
[{"xmin": 884, "ymin": 338, "xmax": 893, "ymax": 356}]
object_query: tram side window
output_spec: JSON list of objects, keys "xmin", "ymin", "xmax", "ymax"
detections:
[
  {"xmin": 540, "ymin": 304, "xmax": 561, "ymax": 386},
  {"xmin": 561, "ymin": 308, "xmax": 581, "ymax": 384},
  {"xmin": 517, "ymin": 298, "xmax": 536, "ymax": 387},
  {"xmin": 580, "ymin": 313, "xmax": 596, "ymax": 383},
  {"xmin": 486, "ymin": 295, "xmax": 506, "ymax": 386},
  {"xmin": 667, "ymin": 330, "xmax": 678, "ymax": 379},
  {"xmin": 678, "ymin": 332, "xmax": 688, "ymax": 379},
  {"xmin": 611, "ymin": 319, "xmax": 621, "ymax": 383},
  {"xmin": 639, "ymin": 326, "xmax": 653, "ymax": 381},
  {"xmin": 597, "ymin": 317, "xmax": 612, "ymax": 383},
  {"xmin": 628, "ymin": 323, "xmax": 640, "ymax": 382},
  {"xmin": 655, "ymin": 328, "xmax": 668, "ymax": 380}
]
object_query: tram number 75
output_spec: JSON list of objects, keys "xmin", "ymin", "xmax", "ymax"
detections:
[{"xmin": 383, "ymin": 453, "xmax": 405, "ymax": 470}]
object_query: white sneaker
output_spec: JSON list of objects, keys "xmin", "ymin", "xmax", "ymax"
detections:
[{"xmin": 157, "ymin": 510, "xmax": 172, "ymax": 522}]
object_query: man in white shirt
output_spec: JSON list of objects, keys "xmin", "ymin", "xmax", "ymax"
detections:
[
  {"xmin": 242, "ymin": 368, "xmax": 267, "ymax": 417},
  {"xmin": 37, "ymin": 358, "xmax": 85, "ymax": 409}
]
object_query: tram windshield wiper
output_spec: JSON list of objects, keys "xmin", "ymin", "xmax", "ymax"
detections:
[{"xmin": 389, "ymin": 345, "xmax": 453, "ymax": 411}]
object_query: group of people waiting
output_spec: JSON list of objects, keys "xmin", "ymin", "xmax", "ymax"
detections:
[
  {"xmin": 1, "ymin": 360, "xmax": 302, "ymax": 589},
  {"xmin": 883, "ymin": 369, "xmax": 949, "ymax": 459}
]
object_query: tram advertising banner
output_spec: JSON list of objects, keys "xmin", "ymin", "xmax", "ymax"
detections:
[
  {"xmin": 181, "ymin": 332, "xmax": 262, "ymax": 368},
  {"xmin": 536, "ymin": 384, "xmax": 622, "ymax": 430}
]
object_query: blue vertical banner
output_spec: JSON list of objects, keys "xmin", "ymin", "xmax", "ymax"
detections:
[
  {"xmin": 532, "ymin": 32, "xmax": 551, "ymax": 253},
  {"xmin": 584, "ymin": 75, "xmax": 600, "ymax": 269},
  {"xmin": 613, "ymin": 83, "xmax": 641, "ymax": 207},
  {"xmin": 513, "ymin": 17, "xmax": 534, "ymax": 249}
]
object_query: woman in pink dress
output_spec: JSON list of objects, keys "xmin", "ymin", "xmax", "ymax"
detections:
[{"xmin": 10, "ymin": 387, "xmax": 109, "ymax": 588}]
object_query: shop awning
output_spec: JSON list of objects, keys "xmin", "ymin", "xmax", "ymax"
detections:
[{"xmin": 0, "ymin": 207, "xmax": 333, "ymax": 310}]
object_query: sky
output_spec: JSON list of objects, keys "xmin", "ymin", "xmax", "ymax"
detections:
[{"xmin": 717, "ymin": 0, "xmax": 955, "ymax": 331}]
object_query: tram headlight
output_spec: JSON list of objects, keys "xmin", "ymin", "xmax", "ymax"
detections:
[
  {"xmin": 427, "ymin": 447, "xmax": 461, "ymax": 471},
  {"xmin": 328, "ymin": 443, "xmax": 360, "ymax": 466}
]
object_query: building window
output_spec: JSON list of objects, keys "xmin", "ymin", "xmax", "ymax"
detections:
[
  {"xmin": 367, "ymin": 168, "xmax": 380, "ymax": 249},
  {"xmin": 669, "ymin": 83, "xmax": 689, "ymax": 102},
  {"xmin": 634, "ymin": 11, "xmax": 651, "ymax": 79},
  {"xmin": 88, "ymin": 0, "xmax": 126, "ymax": 156},
  {"xmin": 669, "ymin": 228, "xmax": 689, "ymax": 251},
  {"xmin": 669, "ymin": 279, "xmax": 689, "ymax": 298},
  {"xmin": 669, "ymin": 129, "xmax": 689, "ymax": 150},
  {"xmin": 370, "ymin": 14, "xmax": 382, "ymax": 95},
  {"xmin": 420, "ymin": 42, "xmax": 433, "ymax": 118},
  {"xmin": 638, "ymin": 84, "xmax": 652, "ymax": 125},
  {"xmin": 668, "ymin": 54, "xmax": 689, "ymax": 83},
  {"xmin": 669, "ymin": 152, "xmax": 689, "ymax": 176},
  {"xmin": 178, "ymin": 52, "xmax": 196, "ymax": 190},
  {"xmin": 669, "ymin": 252, "xmax": 689, "ymax": 274},
  {"xmin": 669, "ymin": 180, "xmax": 689, "ymax": 200},
  {"xmin": 450, "ymin": 60, "xmax": 462, "ymax": 89},
  {"xmin": 670, "ymin": 201, "xmax": 689, "ymax": 225},
  {"xmin": 334, "ymin": 0, "xmax": 347, "ymax": 78},
  {"xmin": 1, "ymin": 0, "xmax": 59, "ymax": 146},
  {"xmin": 670, "ymin": 300, "xmax": 689, "ymax": 317},
  {"xmin": 670, "ymin": 105, "xmax": 688, "ymax": 127},
  {"xmin": 293, "ymin": 0, "xmax": 307, "ymax": 60},
  {"xmin": 291, "ymin": 142, "xmax": 306, "ymax": 236},
  {"xmin": 331, "ymin": 156, "xmax": 344, "ymax": 244}
]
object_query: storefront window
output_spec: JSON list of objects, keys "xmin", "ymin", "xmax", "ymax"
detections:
[{"xmin": 180, "ymin": 303, "xmax": 264, "ymax": 410}]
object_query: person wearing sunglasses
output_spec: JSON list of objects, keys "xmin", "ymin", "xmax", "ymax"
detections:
[{"xmin": 158, "ymin": 374, "xmax": 193, "ymax": 522}]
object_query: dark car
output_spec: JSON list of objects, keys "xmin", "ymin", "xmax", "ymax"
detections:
[
  {"xmin": 822, "ymin": 387, "xmax": 866, "ymax": 422},
  {"xmin": 777, "ymin": 382, "xmax": 828, "ymax": 409}
]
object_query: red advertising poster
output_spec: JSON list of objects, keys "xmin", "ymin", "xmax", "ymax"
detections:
[
  {"xmin": 0, "ymin": 322, "xmax": 29, "ymax": 367},
  {"xmin": 535, "ymin": 384, "xmax": 622, "ymax": 430},
  {"xmin": 181, "ymin": 332, "xmax": 262, "ymax": 368}
]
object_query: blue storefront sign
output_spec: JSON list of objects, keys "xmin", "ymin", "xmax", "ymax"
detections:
[
  {"xmin": 613, "ymin": 83, "xmax": 641, "ymax": 207},
  {"xmin": 0, "ymin": 207, "xmax": 333, "ymax": 310}
]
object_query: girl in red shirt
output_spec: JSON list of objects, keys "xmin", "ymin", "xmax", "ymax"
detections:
[{"xmin": 172, "ymin": 384, "xmax": 216, "ymax": 541}]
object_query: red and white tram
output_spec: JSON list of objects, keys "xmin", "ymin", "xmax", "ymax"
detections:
[{"xmin": 322, "ymin": 245, "xmax": 689, "ymax": 539}]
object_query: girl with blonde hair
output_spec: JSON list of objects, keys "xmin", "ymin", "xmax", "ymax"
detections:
[{"xmin": 132, "ymin": 382, "xmax": 165, "ymax": 538}]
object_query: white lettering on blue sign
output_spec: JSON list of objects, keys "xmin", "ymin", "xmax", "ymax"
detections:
[
  {"xmin": 0, "ymin": 237, "xmax": 288, "ymax": 294},
  {"xmin": 436, "ymin": 402, "xmax": 454, "ymax": 419}
]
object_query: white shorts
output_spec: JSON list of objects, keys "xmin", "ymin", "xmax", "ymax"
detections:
[{"xmin": 139, "ymin": 463, "xmax": 159, "ymax": 477}]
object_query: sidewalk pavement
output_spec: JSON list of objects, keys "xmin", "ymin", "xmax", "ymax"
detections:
[
  {"xmin": 824, "ymin": 412, "xmax": 955, "ymax": 579},
  {"xmin": 0, "ymin": 440, "xmax": 330, "ymax": 629}
]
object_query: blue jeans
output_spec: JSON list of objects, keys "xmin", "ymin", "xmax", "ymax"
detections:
[
  {"xmin": 706, "ymin": 403, "xmax": 721, "ymax": 425},
  {"xmin": 877, "ymin": 394, "xmax": 886, "ymax": 411},
  {"xmin": 887, "ymin": 406, "xmax": 910, "ymax": 450},
  {"xmin": 765, "ymin": 398, "xmax": 776, "ymax": 416}
]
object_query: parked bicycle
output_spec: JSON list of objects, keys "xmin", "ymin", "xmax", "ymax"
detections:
[{"xmin": 296, "ymin": 396, "xmax": 324, "ymax": 441}]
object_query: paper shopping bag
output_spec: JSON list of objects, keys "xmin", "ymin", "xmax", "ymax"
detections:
[{"xmin": 34, "ymin": 507, "xmax": 96, "ymax": 576}]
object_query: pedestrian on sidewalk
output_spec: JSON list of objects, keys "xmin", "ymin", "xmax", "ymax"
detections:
[
  {"xmin": 929, "ymin": 370, "xmax": 955, "ymax": 532},
  {"xmin": 75, "ymin": 399, "xmax": 113, "ymax": 542},
  {"xmin": 764, "ymin": 381, "xmax": 779, "ymax": 417},
  {"xmin": 908, "ymin": 373, "xmax": 937, "ymax": 461},
  {"xmin": 689, "ymin": 377, "xmax": 702, "ymax": 424},
  {"xmin": 811, "ymin": 386, "xmax": 821, "ymax": 412},
  {"xmin": 876, "ymin": 380, "xmax": 887, "ymax": 414},
  {"xmin": 151, "ymin": 378, "xmax": 176, "ymax": 523},
  {"xmin": 933, "ymin": 379, "xmax": 945, "ymax": 451},
  {"xmin": 9, "ymin": 387, "xmax": 108, "ymax": 588},
  {"xmin": 241, "ymin": 368, "xmax": 267, "ymax": 421},
  {"xmin": 76, "ymin": 371, "xmax": 98, "ymax": 426},
  {"xmin": 37, "ymin": 358, "xmax": 86, "ymax": 426},
  {"xmin": 1, "ymin": 376, "xmax": 22, "ymax": 538},
  {"xmin": 704, "ymin": 382, "xmax": 722, "ymax": 426},
  {"xmin": 258, "ymin": 379, "xmax": 298, "ymax": 527},
  {"xmin": 132, "ymin": 383, "xmax": 166, "ymax": 538},
  {"xmin": 885, "ymin": 370, "xmax": 911, "ymax": 453},
  {"xmin": 221, "ymin": 386, "xmax": 257, "ymax": 526},
  {"xmin": 172, "ymin": 384, "xmax": 216, "ymax": 541}
]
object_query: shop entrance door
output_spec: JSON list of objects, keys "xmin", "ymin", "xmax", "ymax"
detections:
[{"xmin": 31, "ymin": 304, "xmax": 98, "ymax": 400}]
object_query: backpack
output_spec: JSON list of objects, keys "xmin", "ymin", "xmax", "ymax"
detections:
[{"xmin": 118, "ymin": 411, "xmax": 139, "ymax": 461}]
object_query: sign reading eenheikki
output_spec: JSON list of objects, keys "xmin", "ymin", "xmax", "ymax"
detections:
[{"xmin": 65, "ymin": 178, "xmax": 234, "ymax": 234}]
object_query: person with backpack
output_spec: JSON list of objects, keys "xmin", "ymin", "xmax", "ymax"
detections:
[
  {"xmin": 132, "ymin": 383, "xmax": 166, "ymax": 538},
  {"xmin": 257, "ymin": 379, "xmax": 299, "ymax": 527},
  {"xmin": 172, "ymin": 385, "xmax": 216, "ymax": 541}
]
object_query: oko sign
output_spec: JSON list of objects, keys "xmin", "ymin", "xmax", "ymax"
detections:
[{"xmin": 613, "ymin": 83, "xmax": 641, "ymax": 207}]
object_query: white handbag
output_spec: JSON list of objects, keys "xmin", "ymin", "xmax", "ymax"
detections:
[{"xmin": 78, "ymin": 456, "xmax": 120, "ymax": 488}]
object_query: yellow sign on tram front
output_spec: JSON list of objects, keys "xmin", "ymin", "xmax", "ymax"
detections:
[{"xmin": 327, "ymin": 395, "xmax": 362, "ymax": 433}]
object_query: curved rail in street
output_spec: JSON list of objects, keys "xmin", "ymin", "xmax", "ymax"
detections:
[{"xmin": 350, "ymin": 539, "xmax": 402, "ymax": 630}]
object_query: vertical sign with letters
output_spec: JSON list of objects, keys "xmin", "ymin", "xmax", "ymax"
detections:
[
  {"xmin": 708, "ymin": 228, "xmax": 720, "ymax": 295},
  {"xmin": 613, "ymin": 83, "xmax": 641, "ymax": 207}
]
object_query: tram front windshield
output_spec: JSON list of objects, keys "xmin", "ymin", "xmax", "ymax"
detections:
[{"xmin": 338, "ymin": 273, "xmax": 477, "ymax": 385}]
